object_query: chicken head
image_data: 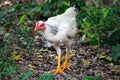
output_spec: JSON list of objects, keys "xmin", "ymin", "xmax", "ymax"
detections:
[{"xmin": 34, "ymin": 21, "xmax": 46, "ymax": 31}]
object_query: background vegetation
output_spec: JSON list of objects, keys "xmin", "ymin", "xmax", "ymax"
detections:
[{"xmin": 0, "ymin": 0, "xmax": 120, "ymax": 80}]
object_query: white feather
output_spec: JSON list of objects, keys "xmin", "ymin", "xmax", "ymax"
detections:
[{"xmin": 38, "ymin": 7, "xmax": 78, "ymax": 48}]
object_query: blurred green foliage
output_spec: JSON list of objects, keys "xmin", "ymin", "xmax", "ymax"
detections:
[
  {"xmin": 38, "ymin": 73, "xmax": 54, "ymax": 80},
  {"xmin": 111, "ymin": 45, "xmax": 120, "ymax": 62},
  {"xmin": 0, "ymin": 8, "xmax": 4, "ymax": 20},
  {"xmin": 0, "ymin": 33, "xmax": 17, "ymax": 79},
  {"xmin": 18, "ymin": 26, "xmax": 34, "ymax": 51},
  {"xmin": 83, "ymin": 75, "xmax": 95, "ymax": 80},
  {"xmin": 20, "ymin": 71, "xmax": 33, "ymax": 80},
  {"xmin": 77, "ymin": 0, "xmax": 120, "ymax": 61},
  {"xmin": 83, "ymin": 75, "xmax": 103, "ymax": 80},
  {"xmin": 79, "ymin": 6, "xmax": 120, "ymax": 45}
]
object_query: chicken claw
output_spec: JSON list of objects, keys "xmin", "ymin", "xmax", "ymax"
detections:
[
  {"xmin": 61, "ymin": 61, "xmax": 71, "ymax": 71},
  {"xmin": 50, "ymin": 54, "xmax": 65, "ymax": 74},
  {"xmin": 61, "ymin": 52, "xmax": 71, "ymax": 71},
  {"xmin": 50, "ymin": 67, "xmax": 64, "ymax": 74}
]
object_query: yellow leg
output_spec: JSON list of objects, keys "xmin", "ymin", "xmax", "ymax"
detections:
[
  {"xmin": 50, "ymin": 54, "xmax": 64, "ymax": 74},
  {"xmin": 61, "ymin": 52, "xmax": 71, "ymax": 71}
]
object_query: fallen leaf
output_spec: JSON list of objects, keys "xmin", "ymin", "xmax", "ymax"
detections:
[
  {"xmin": 99, "ymin": 55, "xmax": 106, "ymax": 59},
  {"xmin": 100, "ymin": 52, "xmax": 106, "ymax": 55},
  {"xmin": 106, "ymin": 57, "xmax": 112, "ymax": 62},
  {"xmin": 38, "ymin": 55, "xmax": 43, "ymax": 61},
  {"xmin": 39, "ymin": 48, "xmax": 47, "ymax": 52},
  {"xmin": 28, "ymin": 64, "xmax": 36, "ymax": 69},
  {"xmin": 14, "ymin": 54, "xmax": 21, "ymax": 60},
  {"xmin": 71, "ymin": 49, "xmax": 77, "ymax": 52},
  {"xmin": 81, "ymin": 59, "xmax": 90, "ymax": 66},
  {"xmin": 109, "ymin": 63, "xmax": 114, "ymax": 66},
  {"xmin": 35, "ymin": 35, "xmax": 40, "ymax": 39},
  {"xmin": 23, "ymin": 42, "xmax": 27, "ymax": 45},
  {"xmin": 114, "ymin": 65, "xmax": 120, "ymax": 73},
  {"xmin": 77, "ymin": 29, "xmax": 83, "ymax": 33},
  {"xmin": 88, "ymin": 51, "xmax": 95, "ymax": 55},
  {"xmin": 92, "ymin": 45, "xmax": 99, "ymax": 50},
  {"xmin": 99, "ymin": 52, "xmax": 106, "ymax": 59},
  {"xmin": 18, "ymin": 61, "xmax": 24, "ymax": 64},
  {"xmin": 5, "ymin": 26, "xmax": 11, "ymax": 32},
  {"xmin": 79, "ymin": 49, "xmax": 86, "ymax": 54},
  {"xmin": 10, "ymin": 52, "xmax": 21, "ymax": 60}
]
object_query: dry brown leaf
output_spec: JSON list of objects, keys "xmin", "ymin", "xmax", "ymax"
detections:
[
  {"xmin": 35, "ymin": 36, "xmax": 40, "ymax": 39},
  {"xmin": 99, "ymin": 55, "xmax": 106, "ymax": 59},
  {"xmin": 14, "ymin": 54, "xmax": 21, "ymax": 60},
  {"xmin": 10, "ymin": 52, "xmax": 21, "ymax": 60},
  {"xmin": 106, "ymin": 57, "xmax": 112, "ymax": 62},
  {"xmin": 114, "ymin": 65, "xmax": 120, "ymax": 73},
  {"xmin": 81, "ymin": 59, "xmax": 90, "ymax": 66},
  {"xmin": 79, "ymin": 49, "xmax": 86, "ymax": 54},
  {"xmin": 38, "ymin": 55, "xmax": 43, "ymax": 61},
  {"xmin": 99, "ymin": 52, "xmax": 106, "ymax": 59},
  {"xmin": 28, "ymin": 64, "xmax": 36, "ymax": 69},
  {"xmin": 77, "ymin": 29, "xmax": 83, "ymax": 33},
  {"xmin": 100, "ymin": 52, "xmax": 106, "ymax": 55},
  {"xmin": 88, "ymin": 51, "xmax": 95, "ymax": 55},
  {"xmin": 18, "ymin": 61, "xmax": 24, "ymax": 64},
  {"xmin": 92, "ymin": 45, "xmax": 99, "ymax": 50}
]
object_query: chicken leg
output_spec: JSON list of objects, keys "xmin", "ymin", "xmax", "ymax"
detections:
[
  {"xmin": 50, "ymin": 46, "xmax": 64, "ymax": 74},
  {"xmin": 61, "ymin": 51, "xmax": 71, "ymax": 71},
  {"xmin": 50, "ymin": 54, "xmax": 64, "ymax": 74}
]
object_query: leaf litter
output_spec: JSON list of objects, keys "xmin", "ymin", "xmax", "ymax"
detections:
[{"xmin": 12, "ymin": 37, "xmax": 120, "ymax": 80}]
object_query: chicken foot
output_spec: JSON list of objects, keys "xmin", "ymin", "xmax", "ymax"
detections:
[
  {"xmin": 61, "ymin": 52, "xmax": 71, "ymax": 71},
  {"xmin": 50, "ymin": 54, "xmax": 64, "ymax": 74}
]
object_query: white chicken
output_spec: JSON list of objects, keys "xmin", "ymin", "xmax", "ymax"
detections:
[{"xmin": 34, "ymin": 7, "xmax": 78, "ymax": 74}]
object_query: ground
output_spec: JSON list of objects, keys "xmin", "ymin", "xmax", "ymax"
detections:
[{"xmin": 12, "ymin": 36, "xmax": 120, "ymax": 80}]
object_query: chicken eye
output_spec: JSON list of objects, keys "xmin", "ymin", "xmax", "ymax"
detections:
[
  {"xmin": 36, "ymin": 22, "xmax": 39, "ymax": 26},
  {"xmin": 40, "ymin": 23, "xmax": 45, "ymax": 26}
]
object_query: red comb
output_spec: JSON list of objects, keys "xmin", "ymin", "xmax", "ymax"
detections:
[{"xmin": 36, "ymin": 22, "xmax": 39, "ymax": 26}]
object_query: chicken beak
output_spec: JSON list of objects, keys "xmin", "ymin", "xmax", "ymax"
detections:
[{"xmin": 34, "ymin": 26, "xmax": 37, "ymax": 31}]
